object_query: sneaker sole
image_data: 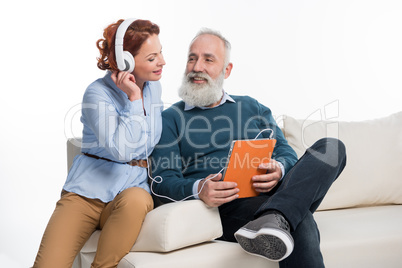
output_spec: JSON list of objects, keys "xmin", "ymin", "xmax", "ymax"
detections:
[{"xmin": 234, "ymin": 227, "xmax": 294, "ymax": 262}]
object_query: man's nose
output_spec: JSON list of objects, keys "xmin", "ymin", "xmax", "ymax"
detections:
[{"xmin": 192, "ymin": 59, "xmax": 204, "ymax": 72}]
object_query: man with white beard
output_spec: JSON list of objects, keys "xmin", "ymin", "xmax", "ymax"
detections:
[
  {"xmin": 151, "ymin": 29, "xmax": 346, "ymax": 267},
  {"xmin": 178, "ymin": 46, "xmax": 227, "ymax": 107}
]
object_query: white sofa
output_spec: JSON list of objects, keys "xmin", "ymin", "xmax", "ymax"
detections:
[{"xmin": 70, "ymin": 112, "xmax": 402, "ymax": 268}]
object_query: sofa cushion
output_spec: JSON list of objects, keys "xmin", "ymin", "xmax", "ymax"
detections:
[
  {"xmin": 131, "ymin": 200, "xmax": 223, "ymax": 252},
  {"xmin": 123, "ymin": 241, "xmax": 276, "ymax": 268},
  {"xmin": 76, "ymin": 240, "xmax": 276, "ymax": 268},
  {"xmin": 282, "ymin": 111, "xmax": 402, "ymax": 210},
  {"xmin": 314, "ymin": 205, "xmax": 402, "ymax": 267}
]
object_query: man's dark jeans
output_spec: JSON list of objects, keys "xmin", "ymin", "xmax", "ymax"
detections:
[{"xmin": 218, "ymin": 138, "xmax": 347, "ymax": 268}]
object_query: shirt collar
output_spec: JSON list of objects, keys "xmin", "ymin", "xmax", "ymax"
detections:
[{"xmin": 184, "ymin": 91, "xmax": 235, "ymax": 111}]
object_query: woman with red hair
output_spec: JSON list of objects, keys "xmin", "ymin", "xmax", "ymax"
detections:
[{"xmin": 33, "ymin": 18, "xmax": 165, "ymax": 267}]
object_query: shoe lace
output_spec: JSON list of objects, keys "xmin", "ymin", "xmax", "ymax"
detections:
[{"xmin": 275, "ymin": 214, "xmax": 290, "ymax": 231}]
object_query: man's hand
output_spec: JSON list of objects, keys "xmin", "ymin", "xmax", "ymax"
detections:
[
  {"xmin": 111, "ymin": 71, "xmax": 142, "ymax": 101},
  {"xmin": 198, "ymin": 173, "xmax": 239, "ymax": 207},
  {"xmin": 252, "ymin": 159, "xmax": 282, "ymax": 193}
]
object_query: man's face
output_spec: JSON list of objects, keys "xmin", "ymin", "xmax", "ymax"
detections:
[
  {"xmin": 186, "ymin": 34, "xmax": 227, "ymax": 82},
  {"xmin": 178, "ymin": 33, "xmax": 232, "ymax": 107}
]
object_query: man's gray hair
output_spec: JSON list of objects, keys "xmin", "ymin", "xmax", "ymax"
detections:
[{"xmin": 190, "ymin": 28, "xmax": 232, "ymax": 68}]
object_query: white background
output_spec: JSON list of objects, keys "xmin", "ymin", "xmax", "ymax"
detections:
[{"xmin": 0, "ymin": 0, "xmax": 401, "ymax": 266}]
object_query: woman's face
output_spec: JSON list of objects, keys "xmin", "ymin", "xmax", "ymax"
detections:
[{"xmin": 133, "ymin": 34, "xmax": 165, "ymax": 85}]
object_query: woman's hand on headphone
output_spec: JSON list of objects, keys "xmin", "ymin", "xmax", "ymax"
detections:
[{"xmin": 111, "ymin": 71, "xmax": 142, "ymax": 101}]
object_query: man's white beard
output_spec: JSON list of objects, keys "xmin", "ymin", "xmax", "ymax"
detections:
[{"xmin": 178, "ymin": 71, "xmax": 225, "ymax": 107}]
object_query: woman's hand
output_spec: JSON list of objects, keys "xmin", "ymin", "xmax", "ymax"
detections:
[{"xmin": 111, "ymin": 71, "xmax": 142, "ymax": 101}]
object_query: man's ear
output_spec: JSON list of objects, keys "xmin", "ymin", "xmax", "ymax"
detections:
[{"xmin": 224, "ymin": 63, "xmax": 233, "ymax": 79}]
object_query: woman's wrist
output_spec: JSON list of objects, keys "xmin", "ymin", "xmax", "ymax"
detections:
[{"xmin": 128, "ymin": 93, "xmax": 142, "ymax": 101}]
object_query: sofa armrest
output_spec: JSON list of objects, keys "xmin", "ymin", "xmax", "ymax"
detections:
[{"xmin": 132, "ymin": 200, "xmax": 223, "ymax": 252}]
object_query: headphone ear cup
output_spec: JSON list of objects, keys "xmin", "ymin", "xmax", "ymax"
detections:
[{"xmin": 123, "ymin": 51, "xmax": 135, "ymax": 73}]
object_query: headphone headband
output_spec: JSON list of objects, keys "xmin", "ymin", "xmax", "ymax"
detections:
[{"xmin": 115, "ymin": 18, "xmax": 137, "ymax": 72}]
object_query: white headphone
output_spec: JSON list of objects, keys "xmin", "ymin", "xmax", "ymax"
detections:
[{"xmin": 115, "ymin": 18, "xmax": 137, "ymax": 73}]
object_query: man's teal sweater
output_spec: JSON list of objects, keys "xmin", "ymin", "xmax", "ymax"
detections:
[{"xmin": 151, "ymin": 95, "xmax": 298, "ymax": 202}]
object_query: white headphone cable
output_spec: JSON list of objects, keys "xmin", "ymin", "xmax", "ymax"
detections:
[{"xmin": 143, "ymin": 124, "xmax": 274, "ymax": 203}]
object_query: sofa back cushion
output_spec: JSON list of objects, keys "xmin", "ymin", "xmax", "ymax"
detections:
[
  {"xmin": 67, "ymin": 138, "xmax": 81, "ymax": 172},
  {"xmin": 282, "ymin": 111, "xmax": 402, "ymax": 211}
]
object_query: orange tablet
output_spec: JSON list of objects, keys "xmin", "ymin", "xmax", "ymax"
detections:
[{"xmin": 222, "ymin": 139, "xmax": 276, "ymax": 198}]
